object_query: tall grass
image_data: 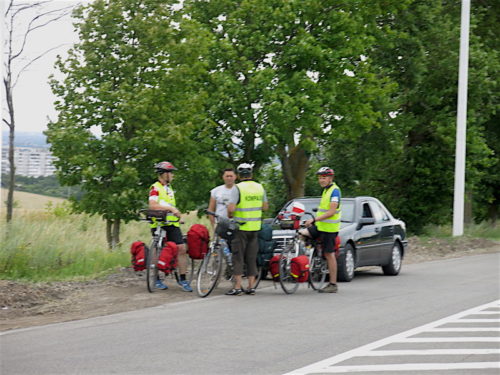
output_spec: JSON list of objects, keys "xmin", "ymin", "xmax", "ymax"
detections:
[
  {"xmin": 421, "ymin": 222, "xmax": 500, "ymax": 241},
  {"xmin": 0, "ymin": 206, "xmax": 209, "ymax": 281}
]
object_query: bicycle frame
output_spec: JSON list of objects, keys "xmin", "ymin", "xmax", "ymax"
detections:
[{"xmin": 139, "ymin": 209, "xmax": 183, "ymax": 293}]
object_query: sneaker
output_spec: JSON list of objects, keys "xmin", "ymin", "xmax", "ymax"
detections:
[
  {"xmin": 244, "ymin": 288, "xmax": 256, "ymax": 295},
  {"xmin": 178, "ymin": 280, "xmax": 193, "ymax": 292},
  {"xmin": 319, "ymin": 283, "xmax": 338, "ymax": 293},
  {"xmin": 225, "ymin": 288, "xmax": 243, "ymax": 296},
  {"xmin": 155, "ymin": 280, "xmax": 168, "ymax": 290}
]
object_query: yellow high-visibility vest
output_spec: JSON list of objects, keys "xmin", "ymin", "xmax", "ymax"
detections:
[
  {"xmin": 150, "ymin": 181, "xmax": 179, "ymax": 228},
  {"xmin": 316, "ymin": 183, "xmax": 341, "ymax": 233},
  {"xmin": 233, "ymin": 180, "xmax": 264, "ymax": 231}
]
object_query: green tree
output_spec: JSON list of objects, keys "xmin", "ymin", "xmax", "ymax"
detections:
[
  {"xmin": 188, "ymin": 0, "xmax": 407, "ymax": 200},
  {"xmin": 46, "ymin": 0, "xmax": 212, "ymax": 248},
  {"xmin": 323, "ymin": 0, "xmax": 499, "ymax": 232}
]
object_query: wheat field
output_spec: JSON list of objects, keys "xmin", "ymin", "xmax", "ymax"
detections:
[{"xmin": 0, "ymin": 189, "xmax": 209, "ymax": 281}]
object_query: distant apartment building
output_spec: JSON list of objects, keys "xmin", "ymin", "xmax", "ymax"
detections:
[{"xmin": 1, "ymin": 147, "xmax": 56, "ymax": 177}]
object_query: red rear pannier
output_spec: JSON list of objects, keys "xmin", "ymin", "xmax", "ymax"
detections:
[
  {"xmin": 130, "ymin": 241, "xmax": 146, "ymax": 271},
  {"xmin": 269, "ymin": 255, "xmax": 281, "ymax": 281},
  {"xmin": 158, "ymin": 241, "xmax": 178, "ymax": 274},
  {"xmin": 187, "ymin": 224, "xmax": 210, "ymax": 259},
  {"xmin": 290, "ymin": 255, "xmax": 310, "ymax": 282}
]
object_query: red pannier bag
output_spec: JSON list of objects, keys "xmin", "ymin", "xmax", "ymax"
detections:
[
  {"xmin": 269, "ymin": 255, "xmax": 281, "ymax": 281},
  {"xmin": 130, "ymin": 241, "xmax": 146, "ymax": 271},
  {"xmin": 290, "ymin": 255, "xmax": 310, "ymax": 282},
  {"xmin": 158, "ymin": 241, "xmax": 178, "ymax": 274},
  {"xmin": 187, "ymin": 224, "xmax": 210, "ymax": 259}
]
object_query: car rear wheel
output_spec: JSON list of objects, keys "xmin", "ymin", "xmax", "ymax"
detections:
[
  {"xmin": 382, "ymin": 242, "xmax": 402, "ymax": 276},
  {"xmin": 337, "ymin": 243, "xmax": 355, "ymax": 282}
]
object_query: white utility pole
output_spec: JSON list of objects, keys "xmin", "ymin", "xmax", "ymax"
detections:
[{"xmin": 453, "ymin": 0, "xmax": 471, "ymax": 236}]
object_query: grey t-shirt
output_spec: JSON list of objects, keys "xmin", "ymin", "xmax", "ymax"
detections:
[{"xmin": 210, "ymin": 185, "xmax": 237, "ymax": 218}]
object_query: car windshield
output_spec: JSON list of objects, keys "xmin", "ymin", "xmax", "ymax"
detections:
[{"xmin": 282, "ymin": 198, "xmax": 355, "ymax": 223}]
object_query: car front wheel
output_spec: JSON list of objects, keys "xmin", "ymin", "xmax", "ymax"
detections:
[
  {"xmin": 337, "ymin": 243, "xmax": 355, "ymax": 282},
  {"xmin": 382, "ymin": 242, "xmax": 402, "ymax": 276}
]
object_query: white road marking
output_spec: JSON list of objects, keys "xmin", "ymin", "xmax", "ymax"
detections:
[
  {"xmin": 316, "ymin": 362, "xmax": 500, "ymax": 373},
  {"xmin": 458, "ymin": 318, "xmax": 500, "ymax": 322},
  {"xmin": 399, "ymin": 337, "xmax": 500, "ymax": 342},
  {"xmin": 429, "ymin": 327, "xmax": 500, "ymax": 331},
  {"xmin": 284, "ymin": 299, "xmax": 500, "ymax": 375},
  {"xmin": 363, "ymin": 349, "xmax": 500, "ymax": 356}
]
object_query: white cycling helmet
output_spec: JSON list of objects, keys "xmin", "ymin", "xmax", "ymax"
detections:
[{"xmin": 237, "ymin": 163, "xmax": 253, "ymax": 176}]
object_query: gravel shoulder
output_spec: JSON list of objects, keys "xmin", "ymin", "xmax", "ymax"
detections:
[{"xmin": 1, "ymin": 236, "xmax": 499, "ymax": 332}]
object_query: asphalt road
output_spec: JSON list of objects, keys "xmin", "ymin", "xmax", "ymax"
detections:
[{"xmin": 1, "ymin": 252, "xmax": 499, "ymax": 375}]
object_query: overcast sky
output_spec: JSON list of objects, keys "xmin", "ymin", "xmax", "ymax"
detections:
[{"xmin": 2, "ymin": 0, "xmax": 91, "ymax": 135}]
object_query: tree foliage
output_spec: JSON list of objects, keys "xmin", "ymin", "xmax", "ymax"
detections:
[
  {"xmin": 46, "ymin": 0, "xmax": 214, "ymax": 247},
  {"xmin": 187, "ymin": 0, "xmax": 408, "ymax": 199},
  {"xmin": 322, "ymin": 0, "xmax": 499, "ymax": 232}
]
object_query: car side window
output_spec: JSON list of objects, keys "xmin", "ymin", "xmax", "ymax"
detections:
[
  {"xmin": 368, "ymin": 202, "xmax": 385, "ymax": 223},
  {"xmin": 376, "ymin": 202, "xmax": 390, "ymax": 221},
  {"xmin": 362, "ymin": 203, "xmax": 373, "ymax": 218}
]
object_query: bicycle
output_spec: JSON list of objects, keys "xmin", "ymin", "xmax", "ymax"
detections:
[
  {"xmin": 139, "ymin": 209, "xmax": 195, "ymax": 293},
  {"xmin": 277, "ymin": 211, "xmax": 329, "ymax": 294},
  {"xmin": 196, "ymin": 210, "xmax": 262, "ymax": 297}
]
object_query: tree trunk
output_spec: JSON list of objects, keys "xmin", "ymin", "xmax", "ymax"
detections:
[
  {"xmin": 106, "ymin": 219, "xmax": 112, "ymax": 249},
  {"xmin": 280, "ymin": 144, "xmax": 310, "ymax": 200},
  {"xmin": 106, "ymin": 219, "xmax": 121, "ymax": 250},
  {"xmin": 112, "ymin": 219, "xmax": 121, "ymax": 248},
  {"xmin": 4, "ymin": 76, "xmax": 16, "ymax": 223},
  {"xmin": 464, "ymin": 190, "xmax": 473, "ymax": 224}
]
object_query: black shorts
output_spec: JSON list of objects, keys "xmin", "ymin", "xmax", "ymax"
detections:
[
  {"xmin": 320, "ymin": 231, "xmax": 338, "ymax": 253},
  {"xmin": 151, "ymin": 225, "xmax": 183, "ymax": 245},
  {"xmin": 308, "ymin": 225, "xmax": 338, "ymax": 253}
]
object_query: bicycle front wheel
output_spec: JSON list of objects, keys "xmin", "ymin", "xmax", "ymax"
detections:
[
  {"xmin": 253, "ymin": 265, "xmax": 263, "ymax": 289},
  {"xmin": 196, "ymin": 244, "xmax": 223, "ymax": 297},
  {"xmin": 279, "ymin": 251, "xmax": 299, "ymax": 294},
  {"xmin": 309, "ymin": 248, "xmax": 328, "ymax": 290},
  {"xmin": 146, "ymin": 242, "xmax": 159, "ymax": 293}
]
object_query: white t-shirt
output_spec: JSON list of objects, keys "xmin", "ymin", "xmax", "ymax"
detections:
[{"xmin": 210, "ymin": 185, "xmax": 237, "ymax": 218}]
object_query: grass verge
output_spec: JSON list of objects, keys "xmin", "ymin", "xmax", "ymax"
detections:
[{"xmin": 0, "ymin": 207, "xmax": 209, "ymax": 282}]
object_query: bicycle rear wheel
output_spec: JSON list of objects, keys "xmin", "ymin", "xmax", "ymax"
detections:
[
  {"xmin": 279, "ymin": 250, "xmax": 299, "ymax": 294},
  {"xmin": 309, "ymin": 248, "xmax": 328, "ymax": 290},
  {"xmin": 196, "ymin": 244, "xmax": 223, "ymax": 297},
  {"xmin": 146, "ymin": 242, "xmax": 159, "ymax": 293}
]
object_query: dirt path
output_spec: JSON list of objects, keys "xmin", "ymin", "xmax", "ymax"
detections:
[{"xmin": 1, "ymin": 237, "xmax": 498, "ymax": 332}]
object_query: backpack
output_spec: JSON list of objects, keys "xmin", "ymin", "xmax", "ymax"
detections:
[
  {"xmin": 290, "ymin": 255, "xmax": 310, "ymax": 282},
  {"xmin": 130, "ymin": 241, "xmax": 146, "ymax": 271},
  {"xmin": 187, "ymin": 224, "xmax": 210, "ymax": 259},
  {"xmin": 269, "ymin": 255, "xmax": 281, "ymax": 282},
  {"xmin": 158, "ymin": 241, "xmax": 178, "ymax": 274},
  {"xmin": 258, "ymin": 223, "xmax": 275, "ymax": 266}
]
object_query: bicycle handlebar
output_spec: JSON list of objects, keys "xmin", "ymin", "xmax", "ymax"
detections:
[
  {"xmin": 205, "ymin": 209, "xmax": 246, "ymax": 226},
  {"xmin": 139, "ymin": 209, "xmax": 183, "ymax": 224}
]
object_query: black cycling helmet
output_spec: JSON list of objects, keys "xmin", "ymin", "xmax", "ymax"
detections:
[
  {"xmin": 237, "ymin": 163, "xmax": 253, "ymax": 177},
  {"xmin": 316, "ymin": 166, "xmax": 334, "ymax": 176},
  {"xmin": 154, "ymin": 161, "xmax": 177, "ymax": 174}
]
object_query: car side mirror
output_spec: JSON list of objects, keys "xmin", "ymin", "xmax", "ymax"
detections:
[{"xmin": 357, "ymin": 217, "xmax": 375, "ymax": 229}]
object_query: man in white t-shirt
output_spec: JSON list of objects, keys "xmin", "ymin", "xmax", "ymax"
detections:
[
  {"xmin": 208, "ymin": 168, "xmax": 237, "ymax": 279},
  {"xmin": 207, "ymin": 168, "xmax": 237, "ymax": 230}
]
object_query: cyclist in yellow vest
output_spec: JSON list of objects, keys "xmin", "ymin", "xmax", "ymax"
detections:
[
  {"xmin": 148, "ymin": 161, "xmax": 192, "ymax": 292},
  {"xmin": 304, "ymin": 167, "xmax": 341, "ymax": 293},
  {"xmin": 226, "ymin": 163, "xmax": 268, "ymax": 295}
]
